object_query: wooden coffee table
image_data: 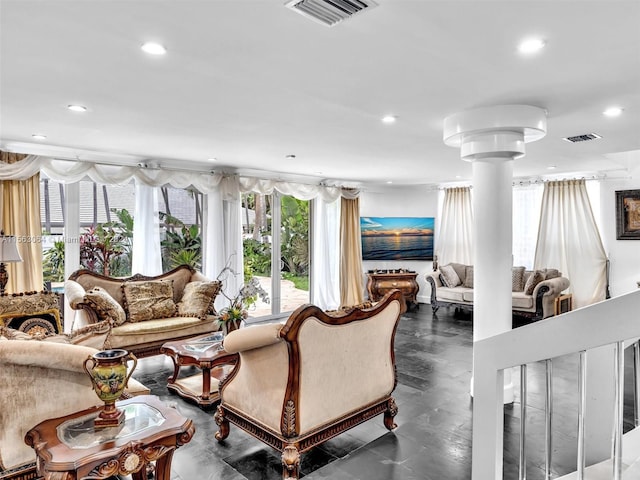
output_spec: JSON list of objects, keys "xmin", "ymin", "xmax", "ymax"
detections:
[
  {"xmin": 24, "ymin": 395, "xmax": 194, "ymax": 480},
  {"xmin": 161, "ymin": 332, "xmax": 238, "ymax": 407}
]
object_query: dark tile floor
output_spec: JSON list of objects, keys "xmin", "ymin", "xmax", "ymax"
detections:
[{"xmin": 129, "ymin": 306, "xmax": 636, "ymax": 480}]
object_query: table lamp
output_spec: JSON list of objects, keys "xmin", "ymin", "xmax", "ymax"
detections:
[{"xmin": 0, "ymin": 231, "xmax": 22, "ymax": 295}]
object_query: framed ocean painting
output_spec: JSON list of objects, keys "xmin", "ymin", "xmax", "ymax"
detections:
[{"xmin": 360, "ymin": 217, "xmax": 435, "ymax": 261}]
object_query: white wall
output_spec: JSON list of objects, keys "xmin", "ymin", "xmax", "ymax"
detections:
[
  {"xmin": 598, "ymin": 160, "xmax": 640, "ymax": 297},
  {"xmin": 360, "ymin": 185, "xmax": 439, "ymax": 304}
]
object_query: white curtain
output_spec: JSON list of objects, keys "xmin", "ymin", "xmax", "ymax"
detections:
[
  {"xmin": 131, "ymin": 181, "xmax": 162, "ymax": 275},
  {"xmin": 513, "ymin": 183, "xmax": 544, "ymax": 269},
  {"xmin": 534, "ymin": 179, "xmax": 607, "ymax": 308},
  {"xmin": 203, "ymin": 177, "xmax": 243, "ymax": 310},
  {"xmin": 436, "ymin": 187, "xmax": 474, "ymax": 266},
  {"xmin": 2, "ymin": 155, "xmax": 356, "ymax": 309},
  {"xmin": 311, "ymin": 198, "xmax": 340, "ymax": 310}
]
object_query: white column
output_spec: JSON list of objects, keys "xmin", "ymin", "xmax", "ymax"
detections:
[
  {"xmin": 63, "ymin": 182, "xmax": 80, "ymax": 332},
  {"xmin": 444, "ymin": 105, "xmax": 547, "ymax": 480}
]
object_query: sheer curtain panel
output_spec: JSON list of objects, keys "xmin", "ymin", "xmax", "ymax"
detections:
[
  {"xmin": 436, "ymin": 187, "xmax": 474, "ymax": 266},
  {"xmin": 534, "ymin": 179, "xmax": 607, "ymax": 308},
  {"xmin": 131, "ymin": 181, "xmax": 162, "ymax": 276},
  {"xmin": 311, "ymin": 198, "xmax": 340, "ymax": 310}
]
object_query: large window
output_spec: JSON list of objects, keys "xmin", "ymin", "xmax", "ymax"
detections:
[
  {"xmin": 40, "ymin": 179, "xmax": 203, "ymax": 284},
  {"xmin": 241, "ymin": 192, "xmax": 309, "ymax": 317}
]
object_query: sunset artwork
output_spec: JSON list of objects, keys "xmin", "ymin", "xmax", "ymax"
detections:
[{"xmin": 360, "ymin": 217, "xmax": 434, "ymax": 261}]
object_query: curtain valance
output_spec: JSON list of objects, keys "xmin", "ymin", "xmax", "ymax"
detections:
[{"xmin": 0, "ymin": 155, "xmax": 359, "ymax": 201}]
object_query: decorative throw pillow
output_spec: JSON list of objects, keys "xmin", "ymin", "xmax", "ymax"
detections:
[
  {"xmin": 543, "ymin": 268, "xmax": 560, "ymax": 280},
  {"xmin": 122, "ymin": 280, "xmax": 176, "ymax": 322},
  {"xmin": 84, "ymin": 286, "xmax": 127, "ymax": 326},
  {"xmin": 440, "ymin": 264, "xmax": 462, "ymax": 288},
  {"xmin": 512, "ymin": 266, "xmax": 526, "ymax": 292},
  {"xmin": 463, "ymin": 265, "xmax": 474, "ymax": 288},
  {"xmin": 524, "ymin": 270, "xmax": 545, "ymax": 295},
  {"xmin": 176, "ymin": 281, "xmax": 222, "ymax": 320}
]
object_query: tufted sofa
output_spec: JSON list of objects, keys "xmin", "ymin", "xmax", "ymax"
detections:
[
  {"xmin": 0, "ymin": 334, "xmax": 149, "ymax": 480},
  {"xmin": 426, "ymin": 263, "xmax": 570, "ymax": 321},
  {"xmin": 65, "ymin": 265, "xmax": 222, "ymax": 358},
  {"xmin": 214, "ymin": 290, "xmax": 405, "ymax": 480}
]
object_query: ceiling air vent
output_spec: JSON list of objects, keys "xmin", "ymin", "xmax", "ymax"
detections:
[
  {"xmin": 285, "ymin": 0, "xmax": 378, "ymax": 27},
  {"xmin": 563, "ymin": 133, "xmax": 602, "ymax": 143}
]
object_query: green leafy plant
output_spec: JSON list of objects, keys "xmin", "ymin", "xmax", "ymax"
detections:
[
  {"xmin": 160, "ymin": 212, "xmax": 202, "ymax": 271},
  {"xmin": 43, "ymin": 239, "xmax": 66, "ymax": 282},
  {"xmin": 280, "ymin": 196, "xmax": 309, "ymax": 276},
  {"xmin": 79, "ymin": 208, "xmax": 133, "ymax": 277}
]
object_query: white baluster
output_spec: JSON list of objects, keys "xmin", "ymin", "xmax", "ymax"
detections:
[
  {"xmin": 520, "ymin": 364, "xmax": 527, "ymax": 480},
  {"xmin": 577, "ymin": 351, "xmax": 586, "ymax": 480}
]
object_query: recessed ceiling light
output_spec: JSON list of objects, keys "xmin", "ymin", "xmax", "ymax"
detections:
[
  {"xmin": 518, "ymin": 38, "xmax": 546, "ymax": 54},
  {"xmin": 32, "ymin": 134, "xmax": 47, "ymax": 140},
  {"xmin": 382, "ymin": 115, "xmax": 397, "ymax": 124},
  {"xmin": 547, "ymin": 165, "xmax": 557, "ymax": 170},
  {"xmin": 207, "ymin": 157, "xmax": 218, "ymax": 162},
  {"xmin": 386, "ymin": 180, "xmax": 393, "ymax": 184},
  {"xmin": 141, "ymin": 42, "xmax": 167, "ymax": 55},
  {"xmin": 67, "ymin": 104, "xmax": 87, "ymax": 112},
  {"xmin": 603, "ymin": 106, "xmax": 623, "ymax": 117}
]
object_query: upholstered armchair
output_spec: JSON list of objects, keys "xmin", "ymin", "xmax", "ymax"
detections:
[
  {"xmin": 214, "ymin": 290, "xmax": 405, "ymax": 480},
  {"xmin": 0, "ymin": 335, "xmax": 149, "ymax": 480}
]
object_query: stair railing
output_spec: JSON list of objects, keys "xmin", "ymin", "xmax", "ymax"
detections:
[{"xmin": 472, "ymin": 289, "xmax": 640, "ymax": 480}]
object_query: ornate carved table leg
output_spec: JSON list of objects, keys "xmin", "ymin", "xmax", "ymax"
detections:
[
  {"xmin": 384, "ymin": 397, "xmax": 398, "ymax": 430},
  {"xmin": 214, "ymin": 405, "xmax": 230, "ymax": 441},
  {"xmin": 281, "ymin": 445, "xmax": 300, "ymax": 480}
]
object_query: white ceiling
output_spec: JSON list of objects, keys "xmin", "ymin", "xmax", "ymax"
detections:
[{"xmin": 1, "ymin": 0, "xmax": 639, "ymax": 187}]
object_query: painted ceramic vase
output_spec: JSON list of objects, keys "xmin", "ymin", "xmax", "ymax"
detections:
[{"xmin": 83, "ymin": 349, "xmax": 137, "ymax": 427}]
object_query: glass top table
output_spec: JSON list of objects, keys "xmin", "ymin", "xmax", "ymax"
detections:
[{"xmin": 57, "ymin": 402, "xmax": 166, "ymax": 449}]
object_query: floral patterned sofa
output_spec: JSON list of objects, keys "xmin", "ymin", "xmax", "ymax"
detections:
[{"xmin": 65, "ymin": 265, "xmax": 222, "ymax": 358}]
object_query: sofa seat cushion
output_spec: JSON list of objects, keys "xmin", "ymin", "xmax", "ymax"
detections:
[
  {"xmin": 437, "ymin": 287, "xmax": 473, "ymax": 303},
  {"xmin": 108, "ymin": 316, "xmax": 218, "ymax": 349},
  {"xmin": 512, "ymin": 291, "xmax": 534, "ymax": 310}
]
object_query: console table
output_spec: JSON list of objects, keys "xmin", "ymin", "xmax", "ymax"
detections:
[{"xmin": 367, "ymin": 270, "xmax": 419, "ymax": 311}]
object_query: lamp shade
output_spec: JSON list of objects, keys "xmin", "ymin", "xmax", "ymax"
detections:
[{"xmin": 0, "ymin": 235, "xmax": 22, "ymax": 263}]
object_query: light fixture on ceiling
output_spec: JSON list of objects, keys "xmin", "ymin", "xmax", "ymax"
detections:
[
  {"xmin": 32, "ymin": 134, "xmax": 47, "ymax": 140},
  {"xmin": 386, "ymin": 180, "xmax": 393, "ymax": 184},
  {"xmin": 518, "ymin": 37, "xmax": 546, "ymax": 54},
  {"xmin": 207, "ymin": 157, "xmax": 218, "ymax": 162},
  {"xmin": 547, "ymin": 165, "xmax": 557, "ymax": 170},
  {"xmin": 285, "ymin": 154, "xmax": 296, "ymax": 159},
  {"xmin": 67, "ymin": 104, "xmax": 87, "ymax": 112},
  {"xmin": 141, "ymin": 42, "xmax": 167, "ymax": 55},
  {"xmin": 382, "ymin": 115, "xmax": 397, "ymax": 124},
  {"xmin": 603, "ymin": 106, "xmax": 623, "ymax": 117}
]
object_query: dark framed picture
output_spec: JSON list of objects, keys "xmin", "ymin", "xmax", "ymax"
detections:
[{"xmin": 616, "ymin": 189, "xmax": 640, "ymax": 240}]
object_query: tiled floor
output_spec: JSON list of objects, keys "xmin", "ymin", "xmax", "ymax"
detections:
[{"xmin": 130, "ymin": 306, "xmax": 636, "ymax": 480}]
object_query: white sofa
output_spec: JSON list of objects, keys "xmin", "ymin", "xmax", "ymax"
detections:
[{"xmin": 426, "ymin": 263, "xmax": 570, "ymax": 321}]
